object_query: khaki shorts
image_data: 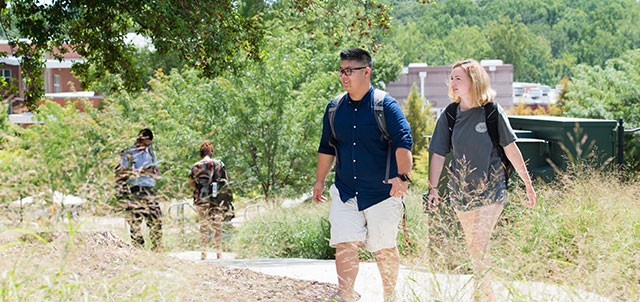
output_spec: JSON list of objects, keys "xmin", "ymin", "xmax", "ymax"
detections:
[{"xmin": 328, "ymin": 184, "xmax": 403, "ymax": 252}]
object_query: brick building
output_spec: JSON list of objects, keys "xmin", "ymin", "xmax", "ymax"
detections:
[
  {"xmin": 1, "ymin": 40, "xmax": 102, "ymax": 116},
  {"xmin": 385, "ymin": 61, "xmax": 514, "ymax": 115}
]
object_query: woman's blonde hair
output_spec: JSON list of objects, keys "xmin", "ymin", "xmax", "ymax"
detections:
[
  {"xmin": 199, "ymin": 141, "xmax": 214, "ymax": 158},
  {"xmin": 448, "ymin": 59, "xmax": 496, "ymax": 107}
]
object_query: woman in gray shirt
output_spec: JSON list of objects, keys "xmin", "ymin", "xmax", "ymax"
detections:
[{"xmin": 427, "ymin": 59, "xmax": 536, "ymax": 301}]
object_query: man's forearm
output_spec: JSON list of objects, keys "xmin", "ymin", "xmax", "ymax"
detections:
[
  {"xmin": 316, "ymin": 153, "xmax": 335, "ymax": 183},
  {"xmin": 395, "ymin": 147, "xmax": 413, "ymax": 176}
]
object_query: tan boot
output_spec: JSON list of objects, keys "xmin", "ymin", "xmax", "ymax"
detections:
[{"xmin": 201, "ymin": 251, "xmax": 207, "ymax": 260}]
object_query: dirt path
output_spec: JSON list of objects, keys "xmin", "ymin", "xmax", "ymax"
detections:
[{"xmin": 0, "ymin": 230, "xmax": 337, "ymax": 301}]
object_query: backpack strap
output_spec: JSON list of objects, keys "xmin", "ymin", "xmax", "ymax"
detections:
[
  {"xmin": 124, "ymin": 147, "xmax": 134, "ymax": 170},
  {"xmin": 484, "ymin": 102, "xmax": 500, "ymax": 147},
  {"xmin": 483, "ymin": 102, "xmax": 513, "ymax": 187},
  {"xmin": 328, "ymin": 92, "xmax": 347, "ymax": 167},
  {"xmin": 373, "ymin": 89, "xmax": 390, "ymax": 142},
  {"xmin": 444, "ymin": 102, "xmax": 459, "ymax": 153},
  {"xmin": 207, "ymin": 160, "xmax": 215, "ymax": 187},
  {"xmin": 148, "ymin": 145, "xmax": 157, "ymax": 167},
  {"xmin": 372, "ymin": 88, "xmax": 392, "ymax": 183},
  {"xmin": 216, "ymin": 160, "xmax": 227, "ymax": 182}
]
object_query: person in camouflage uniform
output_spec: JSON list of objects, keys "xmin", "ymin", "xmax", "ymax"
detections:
[
  {"xmin": 189, "ymin": 141, "xmax": 233, "ymax": 260},
  {"xmin": 115, "ymin": 128, "xmax": 163, "ymax": 251}
]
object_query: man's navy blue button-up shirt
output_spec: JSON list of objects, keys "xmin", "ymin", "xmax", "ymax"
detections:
[{"xmin": 318, "ymin": 86, "xmax": 413, "ymax": 211}]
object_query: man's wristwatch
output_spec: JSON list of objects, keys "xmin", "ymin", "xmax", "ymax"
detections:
[{"xmin": 398, "ymin": 173, "xmax": 411, "ymax": 183}]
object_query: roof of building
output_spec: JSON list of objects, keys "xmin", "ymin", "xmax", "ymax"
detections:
[
  {"xmin": 8, "ymin": 112, "xmax": 42, "ymax": 125},
  {"xmin": 0, "ymin": 55, "xmax": 84, "ymax": 68},
  {"xmin": 1, "ymin": 40, "xmax": 82, "ymax": 59}
]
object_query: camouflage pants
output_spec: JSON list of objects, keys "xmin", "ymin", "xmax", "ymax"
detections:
[
  {"xmin": 122, "ymin": 186, "xmax": 163, "ymax": 251},
  {"xmin": 195, "ymin": 204, "xmax": 224, "ymax": 252}
]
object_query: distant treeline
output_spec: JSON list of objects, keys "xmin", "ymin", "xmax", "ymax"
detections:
[{"xmin": 383, "ymin": 0, "xmax": 640, "ymax": 85}]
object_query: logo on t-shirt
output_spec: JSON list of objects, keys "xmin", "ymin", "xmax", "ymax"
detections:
[{"xmin": 475, "ymin": 122, "xmax": 487, "ymax": 133}]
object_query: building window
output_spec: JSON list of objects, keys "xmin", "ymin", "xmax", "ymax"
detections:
[
  {"xmin": 53, "ymin": 74, "xmax": 60, "ymax": 93},
  {"xmin": 1, "ymin": 69, "xmax": 10, "ymax": 83}
]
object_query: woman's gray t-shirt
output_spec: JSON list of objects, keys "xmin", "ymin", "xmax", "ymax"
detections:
[{"xmin": 428, "ymin": 103, "xmax": 517, "ymax": 210}]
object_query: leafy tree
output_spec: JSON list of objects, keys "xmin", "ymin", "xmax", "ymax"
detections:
[
  {"xmin": 134, "ymin": 48, "xmax": 183, "ymax": 89},
  {"xmin": 441, "ymin": 25, "xmax": 490, "ymax": 64},
  {"xmin": 389, "ymin": 21, "xmax": 428, "ymax": 66},
  {"xmin": 386, "ymin": 0, "xmax": 640, "ymax": 85},
  {"xmin": 0, "ymin": 0, "xmax": 405, "ymax": 205},
  {"xmin": 238, "ymin": 0, "xmax": 269, "ymax": 18},
  {"xmin": 214, "ymin": 1, "xmax": 403, "ymax": 203},
  {"xmin": 2, "ymin": 0, "xmax": 427, "ymax": 110},
  {"xmin": 561, "ymin": 49, "xmax": 640, "ymax": 168},
  {"xmin": 402, "ymin": 83, "xmax": 436, "ymax": 185},
  {"xmin": 402, "ymin": 83, "xmax": 435, "ymax": 157},
  {"xmin": 484, "ymin": 15, "xmax": 553, "ymax": 83},
  {"xmin": 1, "ymin": 0, "xmax": 263, "ymax": 110}
]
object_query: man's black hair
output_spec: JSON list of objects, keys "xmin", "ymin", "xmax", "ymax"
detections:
[
  {"xmin": 138, "ymin": 128, "xmax": 153, "ymax": 140},
  {"xmin": 340, "ymin": 48, "xmax": 373, "ymax": 69}
]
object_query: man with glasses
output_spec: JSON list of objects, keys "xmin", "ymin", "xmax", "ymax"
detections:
[
  {"xmin": 116, "ymin": 128, "xmax": 163, "ymax": 251},
  {"xmin": 314, "ymin": 48, "xmax": 413, "ymax": 302}
]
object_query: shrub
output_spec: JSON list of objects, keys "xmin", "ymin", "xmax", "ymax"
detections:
[{"xmin": 231, "ymin": 202, "xmax": 335, "ymax": 259}]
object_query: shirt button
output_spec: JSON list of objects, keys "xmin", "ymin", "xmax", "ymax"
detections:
[
  {"xmin": 353, "ymin": 142, "xmax": 356, "ymax": 146},
  {"xmin": 353, "ymin": 125, "xmax": 356, "ymax": 128},
  {"xmin": 353, "ymin": 160, "xmax": 356, "ymax": 163},
  {"xmin": 354, "ymin": 176, "xmax": 357, "ymax": 179},
  {"xmin": 356, "ymin": 192, "xmax": 359, "ymax": 195},
  {"xmin": 355, "ymin": 109, "xmax": 358, "ymax": 112}
]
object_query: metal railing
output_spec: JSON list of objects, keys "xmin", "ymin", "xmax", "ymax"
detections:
[
  {"xmin": 167, "ymin": 201, "xmax": 199, "ymax": 230},
  {"xmin": 168, "ymin": 195, "xmax": 266, "ymax": 230}
]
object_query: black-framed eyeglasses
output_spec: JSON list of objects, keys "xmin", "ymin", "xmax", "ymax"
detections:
[{"xmin": 336, "ymin": 66, "xmax": 367, "ymax": 77}]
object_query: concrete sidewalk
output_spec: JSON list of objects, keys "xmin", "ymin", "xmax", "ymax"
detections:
[{"xmin": 168, "ymin": 252, "xmax": 609, "ymax": 302}]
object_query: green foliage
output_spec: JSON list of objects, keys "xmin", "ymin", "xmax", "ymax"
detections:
[
  {"xmin": 385, "ymin": 0, "xmax": 640, "ymax": 85},
  {"xmin": 0, "ymin": 103, "xmax": 7, "ymax": 134},
  {"xmin": 0, "ymin": 0, "xmax": 411, "ymax": 110},
  {"xmin": 562, "ymin": 49, "xmax": 640, "ymax": 168},
  {"xmin": 484, "ymin": 15, "xmax": 553, "ymax": 83},
  {"xmin": 133, "ymin": 48, "xmax": 183, "ymax": 90},
  {"xmin": 231, "ymin": 202, "xmax": 335, "ymax": 259},
  {"xmin": 400, "ymin": 84, "xmax": 436, "ymax": 184},
  {"xmin": 2, "ymin": 100, "xmax": 134, "ymax": 205},
  {"xmin": 495, "ymin": 167, "xmax": 640, "ymax": 300},
  {"xmin": 411, "ymin": 145, "xmax": 431, "ymax": 187},
  {"xmin": 1, "ymin": 0, "xmax": 263, "ymax": 110},
  {"xmin": 402, "ymin": 83, "xmax": 435, "ymax": 157},
  {"xmin": 279, "ymin": 0, "xmax": 395, "ymax": 51},
  {"xmin": 232, "ymin": 192, "xmax": 432, "ymax": 260},
  {"xmin": 238, "ymin": 0, "xmax": 268, "ymax": 18},
  {"xmin": 232, "ymin": 168, "xmax": 640, "ymax": 299},
  {"xmin": 0, "ymin": 0, "xmax": 404, "ymax": 204},
  {"xmin": 209, "ymin": 0, "xmax": 402, "ymax": 202}
]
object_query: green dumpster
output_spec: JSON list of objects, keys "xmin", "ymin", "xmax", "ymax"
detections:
[
  {"xmin": 508, "ymin": 116, "xmax": 617, "ymax": 173},
  {"xmin": 428, "ymin": 115, "xmax": 618, "ymax": 193}
]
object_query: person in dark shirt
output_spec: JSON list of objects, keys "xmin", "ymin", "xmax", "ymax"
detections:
[
  {"xmin": 428, "ymin": 59, "xmax": 536, "ymax": 301},
  {"xmin": 314, "ymin": 48, "xmax": 413, "ymax": 302}
]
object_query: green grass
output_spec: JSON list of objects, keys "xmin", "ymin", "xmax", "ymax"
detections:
[
  {"xmin": 492, "ymin": 167, "xmax": 640, "ymax": 300},
  {"xmin": 1, "ymin": 165, "xmax": 638, "ymax": 300},
  {"xmin": 230, "ymin": 201, "xmax": 335, "ymax": 259},
  {"xmin": 232, "ymin": 167, "xmax": 640, "ymax": 300}
]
